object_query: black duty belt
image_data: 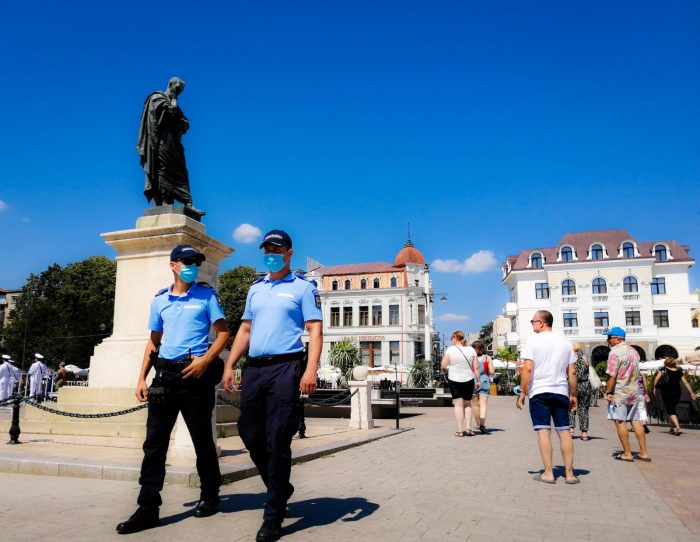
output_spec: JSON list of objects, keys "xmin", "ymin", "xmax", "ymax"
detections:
[
  {"xmin": 155, "ymin": 358, "xmax": 192, "ymax": 371},
  {"xmin": 246, "ymin": 352, "xmax": 304, "ymax": 367}
]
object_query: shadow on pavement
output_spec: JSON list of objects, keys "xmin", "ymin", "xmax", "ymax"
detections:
[
  {"xmin": 527, "ymin": 467, "xmax": 591, "ymax": 478},
  {"xmin": 284, "ymin": 496, "xmax": 380, "ymax": 536}
]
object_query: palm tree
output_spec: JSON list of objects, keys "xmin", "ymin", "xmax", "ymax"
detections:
[{"xmin": 329, "ymin": 340, "xmax": 361, "ymax": 381}]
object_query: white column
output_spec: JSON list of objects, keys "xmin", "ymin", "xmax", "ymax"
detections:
[{"xmin": 348, "ymin": 380, "xmax": 374, "ymax": 429}]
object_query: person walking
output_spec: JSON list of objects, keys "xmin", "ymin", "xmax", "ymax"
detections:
[
  {"xmin": 440, "ymin": 331, "xmax": 480, "ymax": 437},
  {"xmin": 604, "ymin": 327, "xmax": 651, "ymax": 462},
  {"xmin": 116, "ymin": 244, "xmax": 230, "ymax": 535},
  {"xmin": 516, "ymin": 310, "xmax": 579, "ymax": 484},
  {"xmin": 0, "ymin": 355, "xmax": 10, "ymax": 401},
  {"xmin": 27, "ymin": 353, "xmax": 48, "ymax": 398},
  {"xmin": 654, "ymin": 357, "xmax": 697, "ymax": 436},
  {"xmin": 222, "ymin": 229, "xmax": 322, "ymax": 542},
  {"xmin": 471, "ymin": 340, "xmax": 494, "ymax": 434},
  {"xmin": 567, "ymin": 343, "xmax": 592, "ymax": 441}
]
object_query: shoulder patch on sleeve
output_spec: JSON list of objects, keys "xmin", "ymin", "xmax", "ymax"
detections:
[
  {"xmin": 196, "ymin": 281, "xmax": 213, "ymax": 289},
  {"xmin": 253, "ymin": 276, "xmax": 265, "ymax": 284},
  {"xmin": 313, "ymin": 288, "xmax": 321, "ymax": 309},
  {"xmin": 154, "ymin": 287, "xmax": 169, "ymax": 297}
]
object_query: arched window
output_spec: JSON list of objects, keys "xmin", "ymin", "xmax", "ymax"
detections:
[
  {"xmin": 561, "ymin": 279, "xmax": 576, "ymax": 295},
  {"xmin": 592, "ymin": 277, "xmax": 607, "ymax": 294},
  {"xmin": 590, "ymin": 244, "xmax": 604, "ymax": 261},
  {"xmin": 331, "ymin": 280, "xmax": 339, "ymax": 291},
  {"xmin": 561, "ymin": 247, "xmax": 573, "ymax": 262},
  {"xmin": 654, "ymin": 244, "xmax": 668, "ymax": 262},
  {"xmin": 360, "ymin": 279, "xmax": 367, "ymax": 290},
  {"xmin": 390, "ymin": 277, "xmax": 398, "ymax": 288},
  {"xmin": 622, "ymin": 242, "xmax": 635, "ymax": 258},
  {"xmin": 344, "ymin": 279, "xmax": 351, "ymax": 290},
  {"xmin": 373, "ymin": 278, "xmax": 380, "ymax": 289},
  {"xmin": 530, "ymin": 252, "xmax": 543, "ymax": 269},
  {"xmin": 623, "ymin": 276, "xmax": 638, "ymax": 293}
]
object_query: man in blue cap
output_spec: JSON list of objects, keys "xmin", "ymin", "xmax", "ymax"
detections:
[
  {"xmin": 117, "ymin": 244, "xmax": 230, "ymax": 534},
  {"xmin": 223, "ymin": 229, "xmax": 323, "ymax": 542},
  {"xmin": 604, "ymin": 327, "xmax": 650, "ymax": 462}
]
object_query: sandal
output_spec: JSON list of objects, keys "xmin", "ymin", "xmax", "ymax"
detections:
[
  {"xmin": 454, "ymin": 431, "xmax": 465, "ymax": 437},
  {"xmin": 580, "ymin": 435, "xmax": 590, "ymax": 441},
  {"xmin": 464, "ymin": 430, "xmax": 475, "ymax": 437}
]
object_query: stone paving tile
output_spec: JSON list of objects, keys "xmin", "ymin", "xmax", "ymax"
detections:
[{"xmin": 0, "ymin": 397, "xmax": 697, "ymax": 541}]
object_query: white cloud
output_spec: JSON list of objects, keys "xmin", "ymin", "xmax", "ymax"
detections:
[
  {"xmin": 233, "ymin": 223, "xmax": 262, "ymax": 243},
  {"xmin": 432, "ymin": 250, "xmax": 497, "ymax": 274},
  {"xmin": 438, "ymin": 313, "xmax": 470, "ymax": 322},
  {"xmin": 0, "ymin": 200, "xmax": 7, "ymax": 211}
]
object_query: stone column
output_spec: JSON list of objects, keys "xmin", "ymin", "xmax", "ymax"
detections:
[{"xmin": 348, "ymin": 380, "xmax": 374, "ymax": 429}]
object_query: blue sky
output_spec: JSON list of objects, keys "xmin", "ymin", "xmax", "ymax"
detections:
[{"xmin": 2, "ymin": 1, "xmax": 699, "ymax": 339}]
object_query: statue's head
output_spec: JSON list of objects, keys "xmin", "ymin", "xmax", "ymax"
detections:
[{"xmin": 167, "ymin": 77, "xmax": 186, "ymax": 96}]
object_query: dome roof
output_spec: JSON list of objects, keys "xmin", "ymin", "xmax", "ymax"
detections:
[{"xmin": 394, "ymin": 239, "xmax": 425, "ymax": 267}]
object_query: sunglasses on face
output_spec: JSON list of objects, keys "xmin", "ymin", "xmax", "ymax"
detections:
[
  {"xmin": 178, "ymin": 258, "xmax": 201, "ymax": 267},
  {"xmin": 530, "ymin": 320, "xmax": 542, "ymax": 324}
]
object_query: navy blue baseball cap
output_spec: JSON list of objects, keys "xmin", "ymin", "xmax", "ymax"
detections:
[
  {"xmin": 259, "ymin": 229, "xmax": 292, "ymax": 248},
  {"xmin": 170, "ymin": 244, "xmax": 206, "ymax": 263},
  {"xmin": 605, "ymin": 326, "xmax": 626, "ymax": 338}
]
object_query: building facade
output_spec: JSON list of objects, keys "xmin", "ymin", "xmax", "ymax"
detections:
[
  {"xmin": 305, "ymin": 239, "xmax": 437, "ymax": 369},
  {"xmin": 501, "ymin": 230, "xmax": 699, "ymax": 363},
  {"xmin": 0, "ymin": 288, "xmax": 22, "ymax": 333}
]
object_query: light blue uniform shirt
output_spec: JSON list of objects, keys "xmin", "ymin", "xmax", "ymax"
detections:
[
  {"xmin": 148, "ymin": 282, "xmax": 226, "ymax": 360},
  {"xmin": 242, "ymin": 273, "xmax": 323, "ymax": 357}
]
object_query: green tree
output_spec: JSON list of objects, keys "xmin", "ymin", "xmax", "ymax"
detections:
[
  {"xmin": 2, "ymin": 256, "xmax": 116, "ymax": 369},
  {"xmin": 496, "ymin": 347, "xmax": 518, "ymax": 362},
  {"xmin": 410, "ymin": 357, "xmax": 431, "ymax": 388},
  {"xmin": 478, "ymin": 321, "xmax": 493, "ymax": 348},
  {"xmin": 329, "ymin": 340, "xmax": 361, "ymax": 380},
  {"xmin": 218, "ymin": 266, "xmax": 258, "ymax": 338}
]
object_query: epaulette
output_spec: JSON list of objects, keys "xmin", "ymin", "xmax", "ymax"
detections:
[
  {"xmin": 294, "ymin": 273, "xmax": 309, "ymax": 281},
  {"xmin": 196, "ymin": 281, "xmax": 213, "ymax": 288},
  {"xmin": 154, "ymin": 287, "xmax": 169, "ymax": 297},
  {"xmin": 253, "ymin": 277, "xmax": 265, "ymax": 284}
]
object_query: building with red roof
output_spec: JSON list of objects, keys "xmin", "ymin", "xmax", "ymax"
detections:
[
  {"xmin": 499, "ymin": 229, "xmax": 699, "ymax": 362},
  {"xmin": 305, "ymin": 238, "xmax": 437, "ymax": 370}
]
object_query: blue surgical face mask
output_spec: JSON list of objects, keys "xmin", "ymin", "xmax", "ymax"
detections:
[
  {"xmin": 263, "ymin": 253, "xmax": 286, "ymax": 273},
  {"xmin": 178, "ymin": 263, "xmax": 199, "ymax": 283}
]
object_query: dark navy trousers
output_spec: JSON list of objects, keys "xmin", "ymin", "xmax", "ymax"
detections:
[
  {"xmin": 238, "ymin": 359, "xmax": 300, "ymax": 522},
  {"xmin": 138, "ymin": 370, "xmax": 221, "ymax": 507}
]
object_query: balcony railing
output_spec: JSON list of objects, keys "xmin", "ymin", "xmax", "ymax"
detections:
[
  {"xmin": 623, "ymin": 294, "xmax": 640, "ymax": 302},
  {"xmin": 563, "ymin": 328, "xmax": 579, "ymax": 335},
  {"xmin": 562, "ymin": 296, "xmax": 577, "ymax": 304},
  {"xmin": 594, "ymin": 326, "xmax": 609, "ymax": 335},
  {"xmin": 626, "ymin": 326, "xmax": 643, "ymax": 335},
  {"xmin": 592, "ymin": 295, "xmax": 608, "ymax": 303}
]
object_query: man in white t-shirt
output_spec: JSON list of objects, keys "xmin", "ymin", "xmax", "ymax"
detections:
[{"xmin": 516, "ymin": 310, "xmax": 579, "ymax": 484}]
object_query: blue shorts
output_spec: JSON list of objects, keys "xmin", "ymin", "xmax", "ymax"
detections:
[
  {"xmin": 529, "ymin": 392, "xmax": 570, "ymax": 431},
  {"xmin": 478, "ymin": 376, "xmax": 490, "ymax": 395}
]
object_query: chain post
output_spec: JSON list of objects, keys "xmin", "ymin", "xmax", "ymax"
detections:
[{"xmin": 7, "ymin": 395, "xmax": 22, "ymax": 445}]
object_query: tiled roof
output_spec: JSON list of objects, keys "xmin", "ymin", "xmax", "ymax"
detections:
[
  {"xmin": 314, "ymin": 262, "xmax": 400, "ymax": 275},
  {"xmin": 507, "ymin": 229, "xmax": 693, "ymax": 272}
]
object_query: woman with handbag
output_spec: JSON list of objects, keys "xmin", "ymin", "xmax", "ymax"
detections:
[
  {"xmin": 471, "ymin": 340, "xmax": 495, "ymax": 434},
  {"xmin": 440, "ymin": 331, "xmax": 480, "ymax": 437},
  {"xmin": 568, "ymin": 343, "xmax": 592, "ymax": 441},
  {"xmin": 654, "ymin": 357, "xmax": 697, "ymax": 435}
]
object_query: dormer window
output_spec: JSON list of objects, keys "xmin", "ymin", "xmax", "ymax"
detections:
[
  {"xmin": 590, "ymin": 244, "xmax": 604, "ymax": 261},
  {"xmin": 560, "ymin": 247, "xmax": 574, "ymax": 262},
  {"xmin": 654, "ymin": 244, "xmax": 669, "ymax": 262},
  {"xmin": 621, "ymin": 242, "xmax": 635, "ymax": 258},
  {"xmin": 530, "ymin": 252, "xmax": 543, "ymax": 269}
]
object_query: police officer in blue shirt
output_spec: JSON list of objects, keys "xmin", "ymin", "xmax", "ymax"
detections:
[
  {"xmin": 117, "ymin": 244, "xmax": 231, "ymax": 535},
  {"xmin": 223, "ymin": 229, "xmax": 322, "ymax": 542}
]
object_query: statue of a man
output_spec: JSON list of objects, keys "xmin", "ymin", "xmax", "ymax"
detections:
[{"xmin": 137, "ymin": 77, "xmax": 202, "ymax": 214}]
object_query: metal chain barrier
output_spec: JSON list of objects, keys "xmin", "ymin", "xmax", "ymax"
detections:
[
  {"xmin": 0, "ymin": 396, "xmax": 18, "ymax": 408},
  {"xmin": 22, "ymin": 397, "xmax": 148, "ymax": 418},
  {"xmin": 216, "ymin": 393, "xmax": 242, "ymax": 409},
  {"xmin": 304, "ymin": 389, "xmax": 357, "ymax": 407}
]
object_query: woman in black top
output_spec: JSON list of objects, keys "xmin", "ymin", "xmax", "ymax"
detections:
[{"xmin": 654, "ymin": 357, "xmax": 697, "ymax": 435}]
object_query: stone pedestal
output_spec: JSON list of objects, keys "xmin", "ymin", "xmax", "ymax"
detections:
[
  {"xmin": 33, "ymin": 208, "xmax": 234, "ymax": 446},
  {"xmin": 348, "ymin": 381, "xmax": 374, "ymax": 429}
]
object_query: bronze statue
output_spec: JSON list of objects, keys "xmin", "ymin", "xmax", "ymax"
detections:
[{"xmin": 137, "ymin": 77, "xmax": 202, "ymax": 215}]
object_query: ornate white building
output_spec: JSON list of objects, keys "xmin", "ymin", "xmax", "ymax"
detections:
[
  {"xmin": 501, "ymin": 230, "xmax": 699, "ymax": 364},
  {"xmin": 305, "ymin": 239, "xmax": 437, "ymax": 369}
]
